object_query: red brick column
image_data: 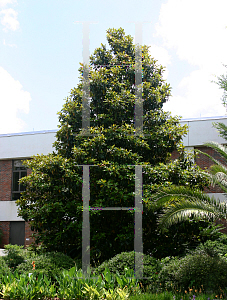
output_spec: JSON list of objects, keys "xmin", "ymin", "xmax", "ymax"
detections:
[
  {"xmin": 0, "ymin": 160, "xmax": 12, "ymax": 248},
  {"xmin": 170, "ymin": 150, "xmax": 180, "ymax": 161},
  {"xmin": 195, "ymin": 146, "xmax": 227, "ymax": 193},
  {"xmin": 0, "ymin": 221, "xmax": 10, "ymax": 248},
  {"xmin": 24, "ymin": 169, "xmax": 34, "ymax": 246},
  {"xmin": 195, "ymin": 146, "xmax": 227, "ymax": 170},
  {"xmin": 0, "ymin": 160, "xmax": 12, "ymax": 201},
  {"xmin": 25, "ymin": 222, "xmax": 35, "ymax": 247}
]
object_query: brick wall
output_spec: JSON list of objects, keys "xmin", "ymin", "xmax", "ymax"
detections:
[
  {"xmin": 0, "ymin": 221, "xmax": 35, "ymax": 248},
  {"xmin": 170, "ymin": 150, "xmax": 180, "ymax": 161},
  {"xmin": 0, "ymin": 160, "xmax": 12, "ymax": 201},
  {"xmin": 25, "ymin": 222, "xmax": 35, "ymax": 247},
  {"xmin": 0, "ymin": 160, "xmax": 35, "ymax": 248},
  {"xmin": 0, "ymin": 160, "xmax": 12, "ymax": 247},
  {"xmin": 194, "ymin": 146, "xmax": 227, "ymax": 170},
  {"xmin": 171, "ymin": 146, "xmax": 227, "ymax": 170},
  {"xmin": 0, "ymin": 221, "xmax": 10, "ymax": 248},
  {"xmin": 195, "ymin": 146, "xmax": 227, "ymax": 193},
  {"xmin": 24, "ymin": 169, "xmax": 35, "ymax": 247}
]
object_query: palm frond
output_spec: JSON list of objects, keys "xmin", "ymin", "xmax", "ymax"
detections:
[
  {"xmin": 206, "ymin": 164, "xmax": 227, "ymax": 191},
  {"xmin": 151, "ymin": 186, "xmax": 227, "ymax": 231},
  {"xmin": 196, "ymin": 148, "xmax": 227, "ymax": 173},
  {"xmin": 196, "ymin": 147, "xmax": 227, "ymax": 192},
  {"xmin": 209, "ymin": 164, "xmax": 227, "ymax": 175},
  {"xmin": 210, "ymin": 170, "xmax": 227, "ymax": 193},
  {"xmin": 213, "ymin": 171, "xmax": 227, "ymax": 187},
  {"xmin": 151, "ymin": 186, "xmax": 221, "ymax": 210},
  {"xmin": 204, "ymin": 141, "xmax": 227, "ymax": 161},
  {"xmin": 213, "ymin": 122, "xmax": 227, "ymax": 141},
  {"xmin": 158, "ymin": 198, "xmax": 227, "ymax": 231}
]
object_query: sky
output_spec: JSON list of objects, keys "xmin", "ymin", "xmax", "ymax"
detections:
[{"xmin": 1, "ymin": 0, "xmax": 227, "ymax": 134}]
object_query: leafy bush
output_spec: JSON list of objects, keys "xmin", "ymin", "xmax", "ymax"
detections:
[
  {"xmin": 16, "ymin": 251, "xmax": 76, "ymax": 280},
  {"xmin": 144, "ymin": 218, "xmax": 225, "ymax": 259},
  {"xmin": 194, "ymin": 239, "xmax": 227, "ymax": 257},
  {"xmin": 94, "ymin": 251, "xmax": 161, "ymax": 291},
  {"xmin": 158, "ymin": 257, "xmax": 181, "ymax": 291},
  {"xmin": 0, "ymin": 257, "xmax": 12, "ymax": 284},
  {"xmin": 3, "ymin": 244, "xmax": 25, "ymax": 270},
  {"xmin": 158, "ymin": 252, "xmax": 227, "ymax": 293}
]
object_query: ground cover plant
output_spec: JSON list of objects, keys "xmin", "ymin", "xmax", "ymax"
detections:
[
  {"xmin": 2, "ymin": 245, "xmax": 227, "ymax": 299},
  {"xmin": 0, "ymin": 260, "xmax": 142, "ymax": 299},
  {"xmin": 0, "ymin": 257, "xmax": 11, "ymax": 285}
]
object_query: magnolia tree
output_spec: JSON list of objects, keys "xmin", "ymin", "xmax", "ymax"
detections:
[{"xmin": 17, "ymin": 28, "xmax": 208, "ymax": 263}]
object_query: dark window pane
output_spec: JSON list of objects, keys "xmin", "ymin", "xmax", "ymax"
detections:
[
  {"xmin": 19, "ymin": 171, "xmax": 27, "ymax": 191},
  {"xmin": 21, "ymin": 171, "xmax": 27, "ymax": 178},
  {"xmin": 10, "ymin": 221, "xmax": 25, "ymax": 246},
  {"xmin": 13, "ymin": 172, "xmax": 19, "ymax": 191},
  {"xmin": 12, "ymin": 160, "xmax": 27, "ymax": 201},
  {"xmin": 12, "ymin": 193, "xmax": 21, "ymax": 200},
  {"xmin": 20, "ymin": 183, "xmax": 26, "ymax": 192}
]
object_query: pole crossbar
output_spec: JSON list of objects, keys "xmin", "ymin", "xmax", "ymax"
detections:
[{"xmin": 82, "ymin": 164, "xmax": 143, "ymax": 279}]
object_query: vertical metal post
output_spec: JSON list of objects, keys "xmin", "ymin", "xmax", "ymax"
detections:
[
  {"xmin": 82, "ymin": 22, "xmax": 90, "ymax": 135},
  {"xmin": 82, "ymin": 165, "xmax": 90, "ymax": 273},
  {"xmin": 135, "ymin": 23, "xmax": 143, "ymax": 136},
  {"xmin": 134, "ymin": 165, "xmax": 143, "ymax": 278}
]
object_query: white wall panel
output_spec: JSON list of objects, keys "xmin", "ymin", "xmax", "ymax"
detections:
[
  {"xmin": 0, "ymin": 130, "xmax": 57, "ymax": 159},
  {"xmin": 207, "ymin": 193, "xmax": 227, "ymax": 203},
  {"xmin": 0, "ymin": 201, "xmax": 23, "ymax": 221},
  {"xmin": 1, "ymin": 116, "xmax": 227, "ymax": 160},
  {"xmin": 182, "ymin": 116, "xmax": 227, "ymax": 147}
]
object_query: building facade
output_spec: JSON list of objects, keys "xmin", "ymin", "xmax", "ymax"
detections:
[
  {"xmin": 0, "ymin": 117, "xmax": 227, "ymax": 248},
  {"xmin": 0, "ymin": 130, "xmax": 56, "ymax": 247}
]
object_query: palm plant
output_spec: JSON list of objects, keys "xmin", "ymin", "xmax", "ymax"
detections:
[
  {"xmin": 152, "ymin": 125, "xmax": 227, "ymax": 230},
  {"xmin": 199, "ymin": 141, "xmax": 227, "ymax": 193},
  {"xmin": 151, "ymin": 185, "xmax": 227, "ymax": 231}
]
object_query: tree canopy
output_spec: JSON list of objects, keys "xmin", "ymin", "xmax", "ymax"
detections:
[{"xmin": 17, "ymin": 28, "xmax": 209, "ymax": 263}]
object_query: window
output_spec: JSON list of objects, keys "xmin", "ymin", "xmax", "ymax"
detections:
[
  {"xmin": 12, "ymin": 160, "xmax": 27, "ymax": 200},
  {"xmin": 9, "ymin": 221, "xmax": 25, "ymax": 246}
]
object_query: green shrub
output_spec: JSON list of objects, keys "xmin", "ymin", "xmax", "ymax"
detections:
[
  {"xmin": 158, "ymin": 257, "xmax": 181, "ymax": 291},
  {"xmin": 94, "ymin": 251, "xmax": 161, "ymax": 291},
  {"xmin": 16, "ymin": 251, "xmax": 76, "ymax": 280},
  {"xmin": 3, "ymin": 244, "xmax": 25, "ymax": 270},
  {"xmin": 195, "ymin": 239, "xmax": 227, "ymax": 257},
  {"xmin": 158, "ymin": 252, "xmax": 227, "ymax": 293},
  {"xmin": 0, "ymin": 256, "xmax": 12, "ymax": 284}
]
